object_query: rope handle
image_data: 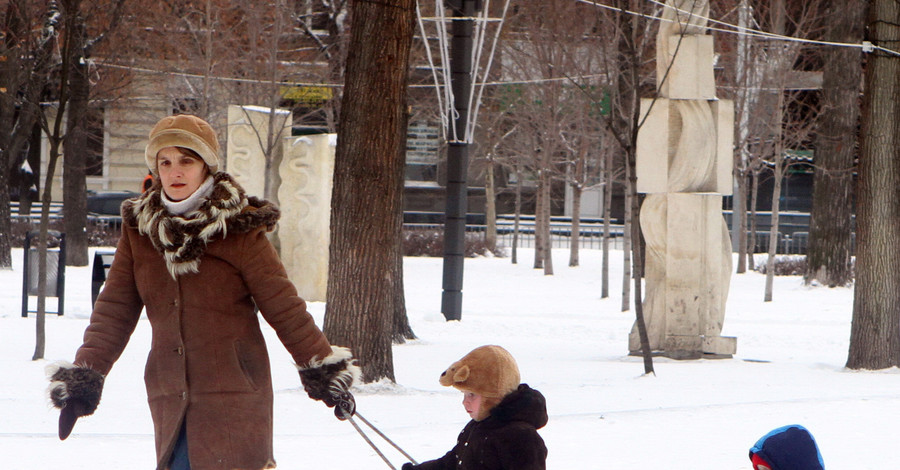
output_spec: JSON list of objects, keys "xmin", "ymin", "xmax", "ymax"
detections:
[{"xmin": 348, "ymin": 411, "xmax": 419, "ymax": 469}]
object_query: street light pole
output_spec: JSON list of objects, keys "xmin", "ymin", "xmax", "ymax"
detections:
[{"xmin": 441, "ymin": 0, "xmax": 481, "ymax": 321}]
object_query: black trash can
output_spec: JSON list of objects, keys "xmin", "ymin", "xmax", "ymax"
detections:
[{"xmin": 21, "ymin": 230, "xmax": 66, "ymax": 317}]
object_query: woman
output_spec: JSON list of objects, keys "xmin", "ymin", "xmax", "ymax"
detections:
[{"xmin": 46, "ymin": 114, "xmax": 358, "ymax": 470}]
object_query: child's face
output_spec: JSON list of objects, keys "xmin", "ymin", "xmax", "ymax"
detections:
[{"xmin": 462, "ymin": 392, "xmax": 483, "ymax": 419}]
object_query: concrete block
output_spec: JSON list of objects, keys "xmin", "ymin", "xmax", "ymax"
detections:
[
  {"xmin": 662, "ymin": 35, "xmax": 716, "ymax": 100},
  {"xmin": 703, "ymin": 336, "xmax": 737, "ymax": 356},
  {"xmin": 636, "ymin": 98, "xmax": 670, "ymax": 194},
  {"xmin": 714, "ymin": 99, "xmax": 734, "ymax": 195}
]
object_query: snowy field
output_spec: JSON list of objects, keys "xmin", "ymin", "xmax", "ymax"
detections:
[{"xmin": 1, "ymin": 245, "xmax": 898, "ymax": 469}]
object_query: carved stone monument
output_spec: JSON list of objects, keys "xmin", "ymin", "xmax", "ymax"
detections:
[
  {"xmin": 226, "ymin": 105, "xmax": 335, "ymax": 302},
  {"xmin": 276, "ymin": 134, "xmax": 335, "ymax": 302},
  {"xmin": 630, "ymin": 0, "xmax": 737, "ymax": 359}
]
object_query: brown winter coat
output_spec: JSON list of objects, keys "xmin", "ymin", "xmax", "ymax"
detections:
[{"xmin": 73, "ymin": 173, "xmax": 333, "ymax": 470}]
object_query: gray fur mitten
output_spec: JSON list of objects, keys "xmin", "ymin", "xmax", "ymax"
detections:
[
  {"xmin": 296, "ymin": 346, "xmax": 360, "ymax": 420},
  {"xmin": 46, "ymin": 361, "xmax": 105, "ymax": 440}
]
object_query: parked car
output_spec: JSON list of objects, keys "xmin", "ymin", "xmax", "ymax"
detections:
[{"xmin": 87, "ymin": 191, "xmax": 140, "ymax": 218}]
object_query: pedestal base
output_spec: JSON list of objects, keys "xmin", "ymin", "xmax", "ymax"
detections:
[{"xmin": 629, "ymin": 335, "xmax": 736, "ymax": 360}]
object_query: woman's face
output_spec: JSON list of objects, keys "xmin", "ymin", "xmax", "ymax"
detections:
[
  {"xmin": 157, "ymin": 147, "xmax": 208, "ymax": 202},
  {"xmin": 462, "ymin": 392, "xmax": 483, "ymax": 420}
]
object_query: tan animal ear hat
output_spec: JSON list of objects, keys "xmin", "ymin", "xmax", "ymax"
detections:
[
  {"xmin": 145, "ymin": 114, "xmax": 220, "ymax": 175},
  {"xmin": 439, "ymin": 345, "xmax": 520, "ymax": 420}
]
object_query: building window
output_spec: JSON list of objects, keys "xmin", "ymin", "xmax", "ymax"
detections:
[{"xmin": 406, "ymin": 121, "xmax": 440, "ymax": 182}]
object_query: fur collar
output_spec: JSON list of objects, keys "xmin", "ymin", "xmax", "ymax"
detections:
[{"xmin": 122, "ymin": 172, "xmax": 280, "ymax": 278}]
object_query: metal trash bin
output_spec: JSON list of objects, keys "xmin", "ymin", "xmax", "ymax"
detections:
[
  {"xmin": 91, "ymin": 250, "xmax": 116, "ymax": 308},
  {"xmin": 21, "ymin": 230, "xmax": 66, "ymax": 317}
]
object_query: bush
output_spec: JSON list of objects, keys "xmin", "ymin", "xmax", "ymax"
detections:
[
  {"xmin": 754, "ymin": 256, "xmax": 806, "ymax": 276},
  {"xmin": 402, "ymin": 228, "xmax": 506, "ymax": 258}
]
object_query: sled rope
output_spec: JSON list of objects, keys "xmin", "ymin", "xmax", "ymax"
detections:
[{"xmin": 349, "ymin": 411, "xmax": 419, "ymax": 469}]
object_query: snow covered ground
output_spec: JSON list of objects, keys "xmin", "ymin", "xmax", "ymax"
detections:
[{"xmin": 1, "ymin": 246, "xmax": 898, "ymax": 469}]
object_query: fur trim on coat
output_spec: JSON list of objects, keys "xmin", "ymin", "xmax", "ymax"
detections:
[{"xmin": 122, "ymin": 172, "xmax": 280, "ymax": 278}]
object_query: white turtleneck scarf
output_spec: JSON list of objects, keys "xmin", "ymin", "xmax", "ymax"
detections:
[{"xmin": 161, "ymin": 175, "xmax": 216, "ymax": 216}]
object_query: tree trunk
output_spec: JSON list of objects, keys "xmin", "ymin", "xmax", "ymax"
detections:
[
  {"xmin": 621, "ymin": 183, "xmax": 632, "ymax": 312},
  {"xmin": 569, "ymin": 185, "xmax": 581, "ymax": 267},
  {"xmin": 734, "ymin": 0, "xmax": 752, "ymax": 275},
  {"xmin": 484, "ymin": 158, "xmax": 497, "ymax": 251},
  {"xmin": 569, "ymin": 149, "xmax": 585, "ymax": 267},
  {"xmin": 63, "ymin": 17, "xmax": 91, "ymax": 267},
  {"xmin": 392, "ymin": 233, "xmax": 415, "ymax": 343},
  {"xmin": 734, "ymin": 170, "xmax": 748, "ymax": 273},
  {"xmin": 0, "ymin": 156, "xmax": 11, "ymax": 269},
  {"xmin": 601, "ymin": 149, "xmax": 612, "ymax": 299},
  {"xmin": 533, "ymin": 170, "xmax": 544, "ymax": 269},
  {"xmin": 748, "ymin": 169, "xmax": 760, "ymax": 268},
  {"xmin": 541, "ymin": 166, "xmax": 554, "ymax": 276},
  {"xmin": 764, "ymin": 151, "xmax": 783, "ymax": 302},
  {"xmin": 847, "ymin": 0, "xmax": 900, "ymax": 370},
  {"xmin": 33, "ymin": 131, "xmax": 64, "ymax": 360},
  {"xmin": 512, "ymin": 162, "xmax": 522, "ymax": 264},
  {"xmin": 323, "ymin": 0, "xmax": 415, "ymax": 383},
  {"xmin": 805, "ymin": 0, "xmax": 863, "ymax": 287}
]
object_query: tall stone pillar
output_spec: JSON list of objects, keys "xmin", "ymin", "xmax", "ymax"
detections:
[{"xmin": 630, "ymin": 0, "xmax": 737, "ymax": 359}]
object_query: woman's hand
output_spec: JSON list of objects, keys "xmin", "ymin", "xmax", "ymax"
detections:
[{"xmin": 46, "ymin": 361, "xmax": 105, "ymax": 439}]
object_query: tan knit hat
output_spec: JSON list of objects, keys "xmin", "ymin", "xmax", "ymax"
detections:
[
  {"xmin": 145, "ymin": 114, "xmax": 220, "ymax": 174},
  {"xmin": 439, "ymin": 345, "xmax": 520, "ymax": 420}
]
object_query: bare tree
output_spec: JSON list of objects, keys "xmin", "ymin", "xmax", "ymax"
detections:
[
  {"xmin": 755, "ymin": 1, "xmax": 825, "ymax": 301},
  {"xmin": 60, "ymin": 0, "xmax": 127, "ymax": 267},
  {"xmin": 498, "ymin": 0, "xmax": 606, "ymax": 275},
  {"xmin": 846, "ymin": 0, "xmax": 900, "ymax": 370},
  {"xmin": 804, "ymin": 0, "xmax": 863, "ymax": 287},
  {"xmin": 605, "ymin": 0, "xmax": 657, "ymax": 373},
  {"xmin": 0, "ymin": 1, "xmax": 58, "ymax": 269},
  {"xmin": 33, "ymin": 2, "xmax": 70, "ymax": 360},
  {"xmin": 323, "ymin": 0, "xmax": 415, "ymax": 382}
]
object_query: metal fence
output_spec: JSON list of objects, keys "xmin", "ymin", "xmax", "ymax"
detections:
[
  {"xmin": 402, "ymin": 220, "xmax": 626, "ymax": 250},
  {"xmin": 401, "ymin": 221, "xmax": 851, "ymax": 255}
]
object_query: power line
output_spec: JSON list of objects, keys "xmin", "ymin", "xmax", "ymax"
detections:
[
  {"xmin": 94, "ymin": 0, "xmax": 895, "ymax": 92},
  {"xmin": 576, "ymin": 0, "xmax": 900, "ymax": 57}
]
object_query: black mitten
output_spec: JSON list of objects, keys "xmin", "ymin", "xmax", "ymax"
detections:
[
  {"xmin": 297, "ymin": 346, "xmax": 360, "ymax": 420},
  {"xmin": 46, "ymin": 361, "xmax": 105, "ymax": 440},
  {"xmin": 402, "ymin": 463, "xmax": 415, "ymax": 470}
]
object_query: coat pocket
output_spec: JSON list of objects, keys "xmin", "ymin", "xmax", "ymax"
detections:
[{"xmin": 233, "ymin": 340, "xmax": 269, "ymax": 391}]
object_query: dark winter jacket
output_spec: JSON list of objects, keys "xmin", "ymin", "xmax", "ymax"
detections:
[
  {"xmin": 73, "ymin": 173, "xmax": 333, "ymax": 470},
  {"xmin": 750, "ymin": 424, "xmax": 825, "ymax": 470},
  {"xmin": 407, "ymin": 384, "xmax": 548, "ymax": 470}
]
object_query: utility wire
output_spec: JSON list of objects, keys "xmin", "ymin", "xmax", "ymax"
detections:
[
  {"xmin": 576, "ymin": 0, "xmax": 900, "ymax": 57},
  {"xmin": 93, "ymin": 1, "xmax": 898, "ymax": 91}
]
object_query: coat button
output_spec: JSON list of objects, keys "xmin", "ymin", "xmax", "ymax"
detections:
[
  {"xmin": 174, "ymin": 346, "xmax": 183, "ymax": 356},
  {"xmin": 181, "ymin": 392, "xmax": 187, "ymax": 400}
]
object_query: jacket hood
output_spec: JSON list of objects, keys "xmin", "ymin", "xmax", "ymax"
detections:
[
  {"xmin": 749, "ymin": 424, "xmax": 824, "ymax": 470},
  {"xmin": 486, "ymin": 384, "xmax": 548, "ymax": 430},
  {"xmin": 121, "ymin": 172, "xmax": 280, "ymax": 277}
]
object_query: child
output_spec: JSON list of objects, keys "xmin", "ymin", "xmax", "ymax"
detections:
[
  {"xmin": 403, "ymin": 345, "xmax": 548, "ymax": 470},
  {"xmin": 749, "ymin": 424, "xmax": 825, "ymax": 470}
]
